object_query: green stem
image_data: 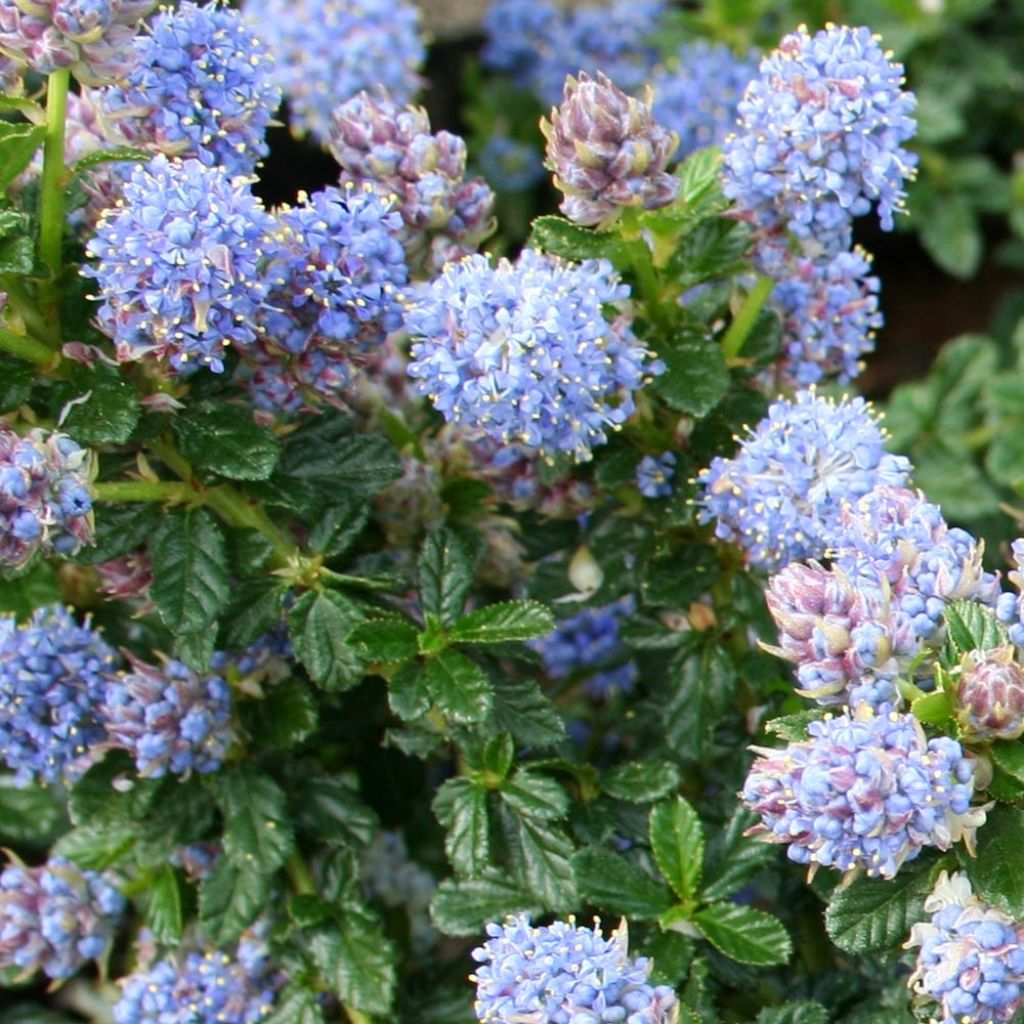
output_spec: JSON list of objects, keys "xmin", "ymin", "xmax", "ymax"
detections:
[
  {"xmin": 0, "ymin": 326, "xmax": 58, "ymax": 367},
  {"xmin": 39, "ymin": 67, "xmax": 70, "ymax": 282},
  {"xmin": 721, "ymin": 275, "xmax": 774, "ymax": 360},
  {"xmin": 93, "ymin": 481, "xmax": 193, "ymax": 503}
]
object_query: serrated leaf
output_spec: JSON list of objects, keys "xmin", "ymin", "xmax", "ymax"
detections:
[
  {"xmin": 263, "ymin": 988, "xmax": 326, "ymax": 1024},
  {"xmin": 992, "ymin": 743, "xmax": 1024, "ymax": 785},
  {"xmin": 676, "ymin": 147, "xmax": 725, "ymax": 211},
  {"xmin": 150, "ymin": 508, "xmax": 230, "ymax": 635},
  {"xmin": 516, "ymin": 817, "xmax": 577, "ymax": 908},
  {"xmin": 221, "ymin": 578, "xmax": 285, "ymax": 649},
  {"xmin": 911, "ymin": 688, "xmax": 952, "ymax": 726},
  {"xmin": 212, "ymin": 766, "xmax": 294, "ymax": 874},
  {"xmin": 52, "ymin": 824, "xmax": 135, "ymax": 869},
  {"xmin": 419, "ymin": 527, "xmax": 473, "ymax": 627},
  {"xmin": 755, "ymin": 1002, "xmax": 829, "ymax": 1024},
  {"xmin": 307, "ymin": 499, "xmax": 370, "ymax": 557},
  {"xmin": 965, "ymin": 806, "xmax": 1024, "ymax": 917},
  {"xmin": 199, "ymin": 859, "xmax": 270, "ymax": 946},
  {"xmin": 650, "ymin": 796, "xmax": 704, "ymax": 901},
  {"xmin": 240, "ymin": 679, "xmax": 318, "ymax": 750},
  {"xmin": 309, "ymin": 909, "xmax": 396, "ymax": 1015},
  {"xmin": 173, "ymin": 403, "xmax": 280, "ymax": 481},
  {"xmin": 424, "ymin": 649, "xmax": 493, "ymax": 724},
  {"xmin": 664, "ymin": 645, "xmax": 737, "ymax": 759},
  {"xmin": 434, "ymin": 778, "xmax": 490, "ymax": 877},
  {"xmin": 388, "ymin": 661, "xmax": 431, "ymax": 721},
  {"xmin": 944, "ymin": 600, "xmax": 1008, "ymax": 655},
  {"xmin": 296, "ymin": 777, "xmax": 379, "ymax": 847},
  {"xmin": 572, "ymin": 847, "xmax": 675, "ymax": 920},
  {"xmin": 430, "ymin": 871, "xmax": 539, "ymax": 936},
  {"xmin": 145, "ymin": 864, "xmax": 184, "ymax": 944},
  {"xmin": 824, "ymin": 856, "xmax": 938, "ymax": 954},
  {"xmin": 501, "ymin": 770, "xmax": 569, "ymax": 820},
  {"xmin": 449, "ymin": 600, "xmax": 554, "ymax": 644},
  {"xmin": 0, "ymin": 122, "xmax": 45, "ymax": 192},
  {"xmin": 655, "ymin": 341, "xmax": 729, "ymax": 417},
  {"xmin": 76, "ymin": 502, "xmax": 160, "ymax": 564},
  {"xmin": 347, "ymin": 617, "xmax": 420, "ymax": 663},
  {"xmin": 701, "ymin": 807, "xmax": 776, "ymax": 902},
  {"xmin": 53, "ymin": 362, "xmax": 141, "ymax": 445},
  {"xmin": 0, "ymin": 782, "xmax": 65, "ymax": 844},
  {"xmin": 490, "ymin": 677, "xmax": 566, "ymax": 748},
  {"xmin": 482, "ymin": 733, "xmax": 514, "ymax": 781},
  {"xmin": 173, "ymin": 627, "xmax": 216, "ymax": 673},
  {"xmin": 604, "ymin": 761, "xmax": 681, "ymax": 803},
  {"xmin": 287, "ymin": 589, "xmax": 364, "ymax": 692},
  {"xmin": 70, "ymin": 144, "xmax": 149, "ymax": 176},
  {"xmin": 528, "ymin": 215, "xmax": 626, "ymax": 261},
  {"xmin": 764, "ymin": 709, "xmax": 824, "ymax": 742},
  {"xmin": 691, "ymin": 903, "xmax": 791, "ymax": 966},
  {"xmin": 277, "ymin": 430, "xmax": 402, "ymax": 503}
]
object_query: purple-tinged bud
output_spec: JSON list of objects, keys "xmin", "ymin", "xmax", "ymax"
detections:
[
  {"xmin": 541, "ymin": 71, "xmax": 679, "ymax": 227},
  {"xmin": 94, "ymin": 550, "xmax": 153, "ymax": 607},
  {"xmin": 956, "ymin": 646, "xmax": 1024, "ymax": 742}
]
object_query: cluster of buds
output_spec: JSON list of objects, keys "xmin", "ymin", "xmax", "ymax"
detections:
[
  {"xmin": 541, "ymin": 71, "xmax": 679, "ymax": 227},
  {"xmin": 955, "ymin": 646, "xmax": 1024, "ymax": 742}
]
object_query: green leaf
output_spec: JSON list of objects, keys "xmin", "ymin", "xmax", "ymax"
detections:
[
  {"xmin": 347, "ymin": 617, "xmax": 420, "ymax": 663},
  {"xmin": 239, "ymin": 679, "xmax": 319, "ymax": 751},
  {"xmin": 516, "ymin": 817, "xmax": 577, "ymax": 909},
  {"xmin": 701, "ymin": 807, "xmax": 776, "ymax": 902},
  {"xmin": 306, "ymin": 499, "xmax": 370, "ymax": 557},
  {"xmin": 993, "ymin": 742, "xmax": 1024, "ymax": 786},
  {"xmin": 150, "ymin": 508, "xmax": 230, "ymax": 635},
  {"xmin": 172, "ymin": 403, "xmax": 280, "ymax": 481},
  {"xmin": 77, "ymin": 502, "xmax": 160, "ymax": 564},
  {"xmin": 309, "ymin": 908, "xmax": 396, "ymax": 1015},
  {"xmin": 419, "ymin": 527, "xmax": 474, "ymax": 627},
  {"xmin": 430, "ymin": 871, "xmax": 540, "ymax": 936},
  {"xmin": 482, "ymin": 732, "xmax": 514, "ymax": 781},
  {"xmin": 296, "ymin": 777, "xmax": 379, "ymax": 847},
  {"xmin": 276, "ymin": 429, "xmax": 402, "ymax": 505},
  {"xmin": 654, "ymin": 340, "xmax": 729, "ymax": 417},
  {"xmin": 944, "ymin": 600, "xmax": 1008, "ymax": 656},
  {"xmin": 433, "ymin": 778, "xmax": 490, "ymax": 877},
  {"xmin": 650, "ymin": 796, "xmax": 704, "ymax": 901},
  {"xmin": 0, "ymin": 782, "xmax": 65, "ymax": 845},
  {"xmin": 145, "ymin": 864, "xmax": 184, "ymax": 944},
  {"xmin": 70, "ymin": 145, "xmax": 149, "ymax": 177},
  {"xmin": 212, "ymin": 766, "xmax": 294, "ymax": 874},
  {"xmin": 52, "ymin": 824, "xmax": 135, "ymax": 870},
  {"xmin": 691, "ymin": 903, "xmax": 791, "ymax": 966},
  {"xmin": 424, "ymin": 649, "xmax": 493, "ymax": 724},
  {"xmin": 663, "ymin": 645, "xmax": 737, "ymax": 759},
  {"xmin": 448, "ymin": 600, "xmax": 554, "ymax": 644},
  {"xmin": 0, "ymin": 355, "xmax": 33, "ymax": 413},
  {"xmin": 0, "ymin": 122, "xmax": 45, "ymax": 192},
  {"xmin": 987, "ymin": 429, "xmax": 1024, "ymax": 488},
  {"xmin": 387, "ymin": 661, "xmax": 431, "ymax": 721},
  {"xmin": 676, "ymin": 147, "xmax": 725, "ymax": 211},
  {"xmin": 501, "ymin": 770, "xmax": 569, "ymax": 820},
  {"xmin": 173, "ymin": 627, "xmax": 216, "ymax": 673},
  {"xmin": 965, "ymin": 806, "xmax": 1024, "ymax": 917},
  {"xmin": 528, "ymin": 215, "xmax": 626, "ymax": 261},
  {"xmin": 572, "ymin": 847, "xmax": 675, "ymax": 920},
  {"xmin": 824, "ymin": 855, "xmax": 938, "ymax": 954},
  {"xmin": 0, "ymin": 208, "xmax": 32, "ymax": 274},
  {"xmin": 52, "ymin": 362, "xmax": 141, "ymax": 445},
  {"xmin": 263, "ymin": 988, "xmax": 326, "ymax": 1024},
  {"xmin": 911, "ymin": 688, "xmax": 952, "ymax": 726},
  {"xmin": 764, "ymin": 709, "xmax": 824, "ymax": 743},
  {"xmin": 604, "ymin": 761, "xmax": 682, "ymax": 803},
  {"xmin": 490, "ymin": 677, "xmax": 566, "ymax": 747},
  {"xmin": 755, "ymin": 1002, "xmax": 829, "ymax": 1024},
  {"xmin": 199, "ymin": 859, "xmax": 270, "ymax": 946},
  {"xmin": 287, "ymin": 589, "xmax": 364, "ymax": 692},
  {"xmin": 0, "ymin": 561, "xmax": 61, "ymax": 620},
  {"xmin": 221, "ymin": 578, "xmax": 285, "ymax": 649},
  {"xmin": 919, "ymin": 194, "xmax": 982, "ymax": 279}
]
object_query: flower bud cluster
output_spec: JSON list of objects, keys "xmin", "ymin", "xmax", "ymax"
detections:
[
  {"xmin": 0, "ymin": 856, "xmax": 123, "ymax": 980},
  {"xmin": 94, "ymin": 550, "xmax": 153, "ymax": 606},
  {"xmin": 471, "ymin": 914, "xmax": 678, "ymax": 1024},
  {"xmin": 956, "ymin": 646, "xmax": 1024, "ymax": 742},
  {"xmin": 328, "ymin": 90, "xmax": 495, "ymax": 277},
  {"xmin": 541, "ymin": 72, "xmax": 679, "ymax": 227},
  {"xmin": 0, "ymin": 0, "xmax": 153, "ymax": 84},
  {"xmin": 742, "ymin": 704, "xmax": 980, "ymax": 879},
  {"xmin": 0, "ymin": 427, "xmax": 94, "ymax": 569}
]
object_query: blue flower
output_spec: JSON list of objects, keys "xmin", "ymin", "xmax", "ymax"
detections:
[
  {"xmin": 636, "ymin": 452, "xmax": 676, "ymax": 499},
  {"xmin": 722, "ymin": 24, "xmax": 918, "ymax": 254},
  {"xmin": 742, "ymin": 705, "xmax": 982, "ymax": 880},
  {"xmin": 480, "ymin": 0, "xmax": 560, "ymax": 93},
  {"xmin": 84, "ymin": 154, "xmax": 274, "ymax": 373},
  {"xmin": 406, "ymin": 249, "xmax": 657, "ymax": 461},
  {"xmin": 698, "ymin": 389, "xmax": 912, "ymax": 570},
  {"xmin": 478, "ymin": 135, "xmax": 545, "ymax": 193},
  {"xmin": 471, "ymin": 914, "xmax": 678, "ymax": 1024},
  {"xmin": 995, "ymin": 539, "xmax": 1024, "ymax": 648},
  {"xmin": 0, "ymin": 856, "xmax": 123, "ymax": 980},
  {"xmin": 244, "ymin": 0, "xmax": 423, "ymax": 144},
  {"xmin": 96, "ymin": 1, "xmax": 281, "ymax": 176}
]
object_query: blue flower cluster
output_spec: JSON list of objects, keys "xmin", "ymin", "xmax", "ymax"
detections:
[
  {"xmin": 406, "ymin": 249, "xmax": 655, "ymax": 461},
  {"xmin": 0, "ymin": 605, "xmax": 114, "ymax": 786},
  {"xmin": 531, "ymin": 595, "xmax": 638, "ymax": 698},
  {"xmin": 361, "ymin": 830, "xmax": 437, "ymax": 953},
  {"xmin": 698, "ymin": 389, "xmax": 912, "ymax": 570},
  {"xmin": 907, "ymin": 871, "xmax": 1024, "ymax": 1024},
  {"xmin": 102, "ymin": 655, "xmax": 234, "ymax": 777},
  {"xmin": 478, "ymin": 135, "xmax": 545, "ymax": 193},
  {"xmin": 246, "ymin": 183, "xmax": 407, "ymax": 412},
  {"xmin": 650, "ymin": 41, "xmax": 757, "ymax": 159},
  {"xmin": 742, "ymin": 705, "xmax": 981, "ymax": 879},
  {"xmin": 84, "ymin": 154, "xmax": 274, "ymax": 373},
  {"xmin": 996, "ymin": 539, "xmax": 1024, "ymax": 647},
  {"xmin": 244, "ymin": 0, "xmax": 423, "ymax": 144},
  {"xmin": 471, "ymin": 914, "xmax": 678, "ymax": 1023},
  {"xmin": 0, "ymin": 856, "xmax": 124, "ymax": 980},
  {"xmin": 0, "ymin": 0, "xmax": 153, "ymax": 84},
  {"xmin": 636, "ymin": 452, "xmax": 675, "ymax": 499},
  {"xmin": 0, "ymin": 427, "xmax": 94, "ymax": 569},
  {"xmin": 96, "ymin": 1, "xmax": 281, "ymax": 177},
  {"xmin": 114, "ymin": 942, "xmax": 277, "ymax": 1024}
]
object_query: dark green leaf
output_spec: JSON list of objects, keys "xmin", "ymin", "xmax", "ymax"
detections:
[
  {"xmin": 53, "ymin": 824, "xmax": 135, "ymax": 869},
  {"xmin": 691, "ymin": 903, "xmax": 791, "ymax": 966},
  {"xmin": 944, "ymin": 600, "xmax": 1008, "ymax": 656},
  {"xmin": 0, "ymin": 355, "xmax": 32, "ymax": 413},
  {"xmin": 0, "ymin": 122, "xmax": 45, "ymax": 192},
  {"xmin": 0, "ymin": 561, "xmax": 60, "ymax": 620},
  {"xmin": 277, "ymin": 430, "xmax": 402, "ymax": 503},
  {"xmin": 52, "ymin": 362, "xmax": 141, "ymax": 445},
  {"xmin": 199, "ymin": 859, "xmax": 270, "ymax": 946},
  {"xmin": 654, "ymin": 340, "xmax": 729, "ymax": 417},
  {"xmin": 424, "ymin": 649, "xmax": 493, "ymax": 724},
  {"xmin": 0, "ymin": 783, "xmax": 65, "ymax": 844},
  {"xmin": 309, "ymin": 908, "xmax": 396, "ymax": 1014},
  {"xmin": 296, "ymin": 777, "xmax": 378, "ymax": 847},
  {"xmin": 824, "ymin": 855, "xmax": 938, "ymax": 954},
  {"xmin": 992, "ymin": 742, "xmax": 1024, "ymax": 786},
  {"xmin": 433, "ymin": 778, "xmax": 490, "ymax": 877},
  {"xmin": 240, "ymin": 679, "xmax": 319, "ymax": 750},
  {"xmin": 387, "ymin": 661, "xmax": 431, "ymax": 721},
  {"xmin": 449, "ymin": 600, "xmax": 554, "ymax": 644},
  {"xmin": 0, "ymin": 1006, "xmax": 79, "ymax": 1024},
  {"xmin": 650, "ymin": 796, "xmax": 704, "ymax": 901},
  {"xmin": 572, "ymin": 847, "xmax": 675, "ymax": 920},
  {"xmin": 173, "ymin": 403, "xmax": 280, "ymax": 481},
  {"xmin": 490, "ymin": 677, "xmax": 566, "ymax": 747},
  {"xmin": 221, "ymin": 577, "xmax": 285, "ymax": 649},
  {"xmin": 145, "ymin": 864, "xmax": 184, "ymax": 944},
  {"xmin": 419, "ymin": 527, "xmax": 473, "ymax": 627},
  {"xmin": 755, "ymin": 1002, "xmax": 829, "ymax": 1024},
  {"xmin": 965, "ymin": 806, "xmax": 1024, "ymax": 917},
  {"xmin": 987, "ymin": 429, "xmax": 1024, "ymax": 488},
  {"xmin": 482, "ymin": 732, "xmax": 514, "ymax": 781},
  {"xmin": 501, "ymin": 770, "xmax": 568, "ymax": 820},
  {"xmin": 263, "ymin": 988, "xmax": 327, "ymax": 1024},
  {"xmin": 212, "ymin": 766, "xmax": 294, "ymax": 874},
  {"xmin": 640, "ymin": 547, "xmax": 719, "ymax": 609},
  {"xmin": 604, "ymin": 761, "xmax": 681, "ymax": 803},
  {"xmin": 701, "ymin": 807, "xmax": 776, "ymax": 902},
  {"xmin": 528, "ymin": 215, "xmax": 626, "ymax": 261},
  {"xmin": 919, "ymin": 195, "xmax": 982, "ymax": 279},
  {"xmin": 516, "ymin": 817, "xmax": 577, "ymax": 908},
  {"xmin": 641, "ymin": 931, "xmax": 695, "ymax": 987},
  {"xmin": 307, "ymin": 499, "xmax": 370, "ymax": 557},
  {"xmin": 663, "ymin": 645, "xmax": 737, "ymax": 759},
  {"xmin": 347, "ymin": 617, "xmax": 420, "ymax": 663},
  {"xmin": 430, "ymin": 871, "xmax": 540, "ymax": 936},
  {"xmin": 764, "ymin": 709, "xmax": 824, "ymax": 743},
  {"xmin": 287, "ymin": 589, "xmax": 364, "ymax": 692},
  {"xmin": 173, "ymin": 627, "xmax": 216, "ymax": 673},
  {"xmin": 77, "ymin": 502, "xmax": 160, "ymax": 564},
  {"xmin": 150, "ymin": 508, "xmax": 230, "ymax": 634}
]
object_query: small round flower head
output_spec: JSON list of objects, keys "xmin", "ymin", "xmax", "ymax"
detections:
[
  {"xmin": 0, "ymin": 604, "xmax": 115, "ymax": 786},
  {"xmin": 636, "ymin": 452, "xmax": 675, "ymax": 499},
  {"xmin": 651, "ymin": 41, "xmax": 758, "ymax": 158},
  {"xmin": 906, "ymin": 871, "xmax": 1024, "ymax": 1024},
  {"xmin": 531, "ymin": 595, "xmax": 638, "ymax": 699},
  {"xmin": 541, "ymin": 71, "xmax": 680, "ymax": 227},
  {"xmin": 0, "ymin": 427, "xmax": 95, "ymax": 569},
  {"xmin": 0, "ymin": 856, "xmax": 123, "ymax": 980},
  {"xmin": 114, "ymin": 943, "xmax": 277, "ymax": 1024},
  {"xmin": 478, "ymin": 134, "xmax": 545, "ymax": 193},
  {"xmin": 96, "ymin": 1, "xmax": 281, "ymax": 177},
  {"xmin": 101, "ymin": 653, "xmax": 234, "ymax": 777},
  {"xmin": 742, "ymin": 704, "xmax": 982, "ymax": 880},
  {"xmin": 83, "ymin": 154, "xmax": 274, "ymax": 373},
  {"xmin": 0, "ymin": 0, "xmax": 154, "ymax": 84},
  {"xmin": 697, "ymin": 389, "xmax": 912, "ymax": 571},
  {"xmin": 245, "ymin": 183, "xmax": 407, "ymax": 413},
  {"xmin": 471, "ymin": 914, "xmax": 678, "ymax": 1024},
  {"xmin": 722, "ymin": 24, "xmax": 918, "ymax": 253},
  {"xmin": 406, "ymin": 249, "xmax": 656, "ymax": 462},
  {"xmin": 995, "ymin": 539, "xmax": 1024, "ymax": 648},
  {"xmin": 955, "ymin": 646, "xmax": 1024, "ymax": 743},
  {"xmin": 245, "ymin": 0, "xmax": 423, "ymax": 144},
  {"xmin": 329, "ymin": 90, "xmax": 495, "ymax": 277}
]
